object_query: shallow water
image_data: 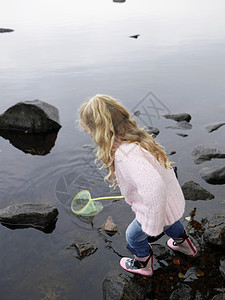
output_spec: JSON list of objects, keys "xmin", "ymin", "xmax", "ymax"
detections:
[{"xmin": 0, "ymin": 0, "xmax": 225, "ymax": 299}]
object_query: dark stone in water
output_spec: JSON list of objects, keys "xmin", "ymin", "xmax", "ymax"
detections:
[
  {"xmin": 200, "ymin": 166, "xmax": 225, "ymax": 185},
  {"xmin": 165, "ymin": 121, "xmax": 192, "ymax": 130},
  {"xmin": 144, "ymin": 126, "xmax": 160, "ymax": 137},
  {"xmin": 0, "ymin": 204, "xmax": 58, "ymax": 232},
  {"xmin": 151, "ymin": 244, "xmax": 171, "ymax": 260},
  {"xmin": 204, "ymin": 122, "xmax": 225, "ymax": 133},
  {"xmin": 0, "ymin": 28, "xmax": 14, "ymax": 33},
  {"xmin": 163, "ymin": 113, "xmax": 191, "ymax": 123},
  {"xmin": 0, "ymin": 100, "xmax": 61, "ymax": 133},
  {"xmin": 176, "ymin": 133, "xmax": 188, "ymax": 137},
  {"xmin": 103, "ymin": 216, "xmax": 118, "ymax": 236},
  {"xmin": 203, "ymin": 215, "xmax": 225, "ymax": 248},
  {"xmin": 71, "ymin": 242, "xmax": 98, "ymax": 259},
  {"xmin": 181, "ymin": 181, "xmax": 215, "ymax": 200},
  {"xmin": 102, "ymin": 272, "xmax": 152, "ymax": 300},
  {"xmin": 192, "ymin": 145, "xmax": 225, "ymax": 164}
]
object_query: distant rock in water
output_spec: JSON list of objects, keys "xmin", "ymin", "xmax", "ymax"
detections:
[
  {"xmin": 0, "ymin": 100, "xmax": 61, "ymax": 133},
  {"xmin": 113, "ymin": 0, "xmax": 125, "ymax": 2},
  {"xmin": 0, "ymin": 28, "xmax": 14, "ymax": 33},
  {"xmin": 204, "ymin": 122, "xmax": 225, "ymax": 133},
  {"xmin": 181, "ymin": 181, "xmax": 215, "ymax": 200},
  {"xmin": 144, "ymin": 126, "xmax": 160, "ymax": 137},
  {"xmin": 177, "ymin": 133, "xmax": 188, "ymax": 137},
  {"xmin": 0, "ymin": 204, "xmax": 58, "ymax": 233},
  {"xmin": 129, "ymin": 34, "xmax": 140, "ymax": 39},
  {"xmin": 165, "ymin": 121, "xmax": 192, "ymax": 130},
  {"xmin": 200, "ymin": 166, "xmax": 225, "ymax": 185},
  {"xmin": 192, "ymin": 145, "xmax": 225, "ymax": 164},
  {"xmin": 163, "ymin": 113, "xmax": 191, "ymax": 123}
]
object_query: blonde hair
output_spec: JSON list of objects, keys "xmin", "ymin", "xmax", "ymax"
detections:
[{"xmin": 79, "ymin": 94, "xmax": 172, "ymax": 188}]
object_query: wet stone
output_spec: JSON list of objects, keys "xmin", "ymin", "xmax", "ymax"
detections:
[
  {"xmin": 103, "ymin": 216, "xmax": 118, "ymax": 236},
  {"xmin": 203, "ymin": 215, "xmax": 225, "ymax": 248},
  {"xmin": 163, "ymin": 113, "xmax": 191, "ymax": 123},
  {"xmin": 192, "ymin": 145, "xmax": 225, "ymax": 165},
  {"xmin": 200, "ymin": 166, "xmax": 225, "ymax": 185},
  {"xmin": 219, "ymin": 259, "xmax": 225, "ymax": 279},
  {"xmin": 0, "ymin": 204, "xmax": 58, "ymax": 230},
  {"xmin": 165, "ymin": 121, "xmax": 192, "ymax": 130},
  {"xmin": 152, "ymin": 244, "xmax": 172, "ymax": 260},
  {"xmin": 212, "ymin": 293, "xmax": 225, "ymax": 300},
  {"xmin": 102, "ymin": 272, "xmax": 152, "ymax": 300},
  {"xmin": 69, "ymin": 242, "xmax": 98, "ymax": 259},
  {"xmin": 169, "ymin": 284, "xmax": 192, "ymax": 300},
  {"xmin": 0, "ymin": 99, "xmax": 61, "ymax": 133},
  {"xmin": 204, "ymin": 122, "xmax": 225, "ymax": 133},
  {"xmin": 144, "ymin": 126, "xmax": 160, "ymax": 137},
  {"xmin": 181, "ymin": 181, "xmax": 215, "ymax": 200}
]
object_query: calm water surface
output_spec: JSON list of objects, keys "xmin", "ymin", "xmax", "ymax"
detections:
[{"xmin": 0, "ymin": 0, "xmax": 225, "ymax": 299}]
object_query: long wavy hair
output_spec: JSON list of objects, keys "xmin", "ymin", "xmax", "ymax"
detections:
[{"xmin": 79, "ymin": 94, "xmax": 172, "ymax": 188}]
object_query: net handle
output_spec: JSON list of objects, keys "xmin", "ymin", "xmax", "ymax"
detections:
[{"xmin": 90, "ymin": 195, "xmax": 124, "ymax": 201}]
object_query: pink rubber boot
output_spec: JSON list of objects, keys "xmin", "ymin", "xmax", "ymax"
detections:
[
  {"xmin": 167, "ymin": 233, "xmax": 198, "ymax": 257},
  {"xmin": 120, "ymin": 253, "xmax": 153, "ymax": 276}
]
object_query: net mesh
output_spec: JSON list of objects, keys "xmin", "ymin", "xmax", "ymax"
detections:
[{"xmin": 71, "ymin": 190, "xmax": 103, "ymax": 216}]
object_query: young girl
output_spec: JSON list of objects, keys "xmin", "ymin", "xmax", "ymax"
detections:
[{"xmin": 79, "ymin": 94, "xmax": 198, "ymax": 276}]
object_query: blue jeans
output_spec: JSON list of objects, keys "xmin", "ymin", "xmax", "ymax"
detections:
[{"xmin": 126, "ymin": 219, "xmax": 185, "ymax": 257}]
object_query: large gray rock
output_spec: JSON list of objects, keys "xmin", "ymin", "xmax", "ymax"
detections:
[
  {"xmin": 192, "ymin": 145, "xmax": 225, "ymax": 164},
  {"xmin": 181, "ymin": 181, "xmax": 215, "ymax": 200},
  {"xmin": 205, "ymin": 122, "xmax": 225, "ymax": 133},
  {"xmin": 203, "ymin": 215, "xmax": 225, "ymax": 248},
  {"xmin": 200, "ymin": 166, "xmax": 225, "ymax": 184},
  {"xmin": 102, "ymin": 272, "xmax": 152, "ymax": 300},
  {"xmin": 163, "ymin": 113, "xmax": 191, "ymax": 123},
  {"xmin": 0, "ymin": 100, "xmax": 61, "ymax": 133},
  {"xmin": 0, "ymin": 204, "xmax": 58, "ymax": 230}
]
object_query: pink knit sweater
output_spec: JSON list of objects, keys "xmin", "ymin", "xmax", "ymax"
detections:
[{"xmin": 114, "ymin": 142, "xmax": 185, "ymax": 236}]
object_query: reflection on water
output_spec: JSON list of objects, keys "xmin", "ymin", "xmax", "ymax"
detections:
[{"xmin": 0, "ymin": 130, "xmax": 60, "ymax": 155}]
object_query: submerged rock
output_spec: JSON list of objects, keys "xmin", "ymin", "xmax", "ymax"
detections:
[
  {"xmin": 200, "ymin": 166, "xmax": 225, "ymax": 185},
  {"xmin": 203, "ymin": 215, "xmax": 225, "ymax": 248},
  {"xmin": 176, "ymin": 133, "xmax": 188, "ymax": 137},
  {"xmin": 0, "ymin": 204, "xmax": 58, "ymax": 231},
  {"xmin": 163, "ymin": 113, "xmax": 191, "ymax": 123},
  {"xmin": 102, "ymin": 272, "xmax": 152, "ymax": 300},
  {"xmin": 165, "ymin": 121, "xmax": 192, "ymax": 130},
  {"xmin": 192, "ymin": 145, "xmax": 225, "ymax": 164},
  {"xmin": 70, "ymin": 242, "xmax": 98, "ymax": 260},
  {"xmin": 204, "ymin": 122, "xmax": 225, "ymax": 133},
  {"xmin": 0, "ymin": 100, "xmax": 61, "ymax": 133},
  {"xmin": 181, "ymin": 181, "xmax": 215, "ymax": 200}
]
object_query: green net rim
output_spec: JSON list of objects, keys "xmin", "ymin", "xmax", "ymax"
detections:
[{"xmin": 71, "ymin": 189, "xmax": 92, "ymax": 214}]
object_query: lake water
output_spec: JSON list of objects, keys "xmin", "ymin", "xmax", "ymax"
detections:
[{"xmin": 0, "ymin": 0, "xmax": 225, "ymax": 299}]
